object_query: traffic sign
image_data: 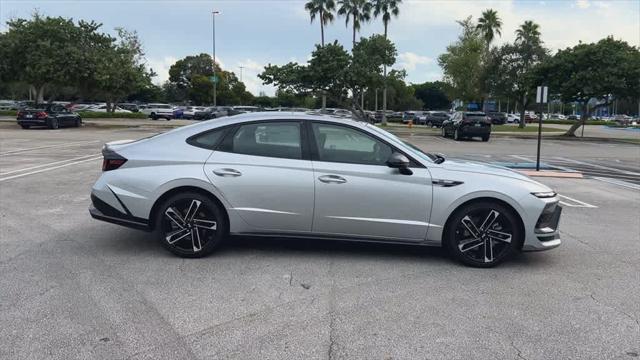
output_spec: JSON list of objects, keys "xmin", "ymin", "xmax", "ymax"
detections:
[
  {"xmin": 210, "ymin": 75, "xmax": 219, "ymax": 84},
  {"xmin": 536, "ymin": 86, "xmax": 548, "ymax": 104}
]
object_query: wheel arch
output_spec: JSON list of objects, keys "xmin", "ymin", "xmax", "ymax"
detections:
[
  {"xmin": 441, "ymin": 196, "xmax": 526, "ymax": 250},
  {"xmin": 148, "ymin": 185, "xmax": 230, "ymax": 232}
]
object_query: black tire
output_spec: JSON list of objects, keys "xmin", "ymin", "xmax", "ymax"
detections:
[
  {"xmin": 154, "ymin": 192, "xmax": 227, "ymax": 258},
  {"xmin": 74, "ymin": 118, "xmax": 81, "ymax": 127},
  {"xmin": 444, "ymin": 201, "xmax": 522, "ymax": 268},
  {"xmin": 453, "ymin": 128, "xmax": 461, "ymax": 141},
  {"xmin": 482, "ymin": 135, "xmax": 490, "ymax": 142},
  {"xmin": 48, "ymin": 118, "xmax": 59, "ymax": 129},
  {"xmin": 151, "ymin": 113, "xmax": 158, "ymax": 120},
  {"xmin": 20, "ymin": 124, "xmax": 30, "ymax": 129}
]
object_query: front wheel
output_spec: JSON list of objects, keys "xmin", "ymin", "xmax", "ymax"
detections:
[
  {"xmin": 444, "ymin": 201, "xmax": 522, "ymax": 267},
  {"xmin": 20, "ymin": 124, "xmax": 30, "ymax": 129},
  {"xmin": 155, "ymin": 192, "xmax": 227, "ymax": 258},
  {"xmin": 482, "ymin": 135, "xmax": 490, "ymax": 142},
  {"xmin": 74, "ymin": 118, "xmax": 81, "ymax": 127},
  {"xmin": 150, "ymin": 113, "xmax": 158, "ymax": 120}
]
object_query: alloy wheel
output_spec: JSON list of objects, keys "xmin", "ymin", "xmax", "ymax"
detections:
[
  {"xmin": 161, "ymin": 199, "xmax": 218, "ymax": 254},
  {"xmin": 454, "ymin": 208, "xmax": 513, "ymax": 264}
]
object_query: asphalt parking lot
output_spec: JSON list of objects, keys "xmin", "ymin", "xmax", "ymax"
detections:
[{"xmin": 1, "ymin": 123, "xmax": 639, "ymax": 360}]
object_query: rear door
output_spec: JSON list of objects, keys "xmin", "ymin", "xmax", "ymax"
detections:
[{"xmin": 204, "ymin": 120, "xmax": 315, "ymax": 232}]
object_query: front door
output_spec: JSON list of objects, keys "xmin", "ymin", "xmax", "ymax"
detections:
[
  {"xmin": 204, "ymin": 121, "xmax": 314, "ymax": 233},
  {"xmin": 309, "ymin": 122, "xmax": 432, "ymax": 241}
]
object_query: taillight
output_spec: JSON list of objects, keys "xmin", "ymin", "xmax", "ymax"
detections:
[
  {"xmin": 17, "ymin": 111, "xmax": 23, "ymax": 118},
  {"xmin": 36, "ymin": 111, "xmax": 47, "ymax": 119},
  {"xmin": 102, "ymin": 158, "xmax": 127, "ymax": 171}
]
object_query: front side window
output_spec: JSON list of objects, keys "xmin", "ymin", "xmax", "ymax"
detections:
[
  {"xmin": 232, "ymin": 122, "xmax": 302, "ymax": 159},
  {"xmin": 311, "ymin": 123, "xmax": 392, "ymax": 165}
]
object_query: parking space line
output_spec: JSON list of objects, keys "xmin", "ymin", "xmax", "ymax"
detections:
[
  {"xmin": 0, "ymin": 156, "xmax": 102, "ymax": 182},
  {"xmin": 0, "ymin": 153, "xmax": 101, "ymax": 176},
  {"xmin": 591, "ymin": 177, "xmax": 640, "ymax": 191},
  {"xmin": 558, "ymin": 194, "xmax": 598, "ymax": 208},
  {"xmin": 0, "ymin": 140, "xmax": 100, "ymax": 156},
  {"xmin": 553, "ymin": 157, "xmax": 640, "ymax": 176}
]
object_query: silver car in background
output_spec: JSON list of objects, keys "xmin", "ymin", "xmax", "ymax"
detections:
[{"xmin": 90, "ymin": 112, "xmax": 561, "ymax": 267}]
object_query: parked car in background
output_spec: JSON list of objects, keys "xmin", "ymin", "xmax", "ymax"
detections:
[
  {"xmin": 525, "ymin": 112, "xmax": 538, "ymax": 123},
  {"xmin": 442, "ymin": 111, "xmax": 492, "ymax": 141},
  {"xmin": 181, "ymin": 106, "xmax": 206, "ymax": 119},
  {"xmin": 229, "ymin": 106, "xmax": 261, "ymax": 115},
  {"xmin": 614, "ymin": 115, "xmax": 633, "ymax": 125},
  {"xmin": 424, "ymin": 111, "xmax": 450, "ymax": 127},
  {"xmin": 567, "ymin": 115, "xmax": 579, "ymax": 121},
  {"xmin": 17, "ymin": 103, "xmax": 82, "ymax": 129},
  {"xmin": 140, "ymin": 103, "xmax": 175, "ymax": 120},
  {"xmin": 546, "ymin": 113, "xmax": 566, "ymax": 121},
  {"xmin": 193, "ymin": 106, "xmax": 228, "ymax": 120},
  {"xmin": 0, "ymin": 100, "xmax": 19, "ymax": 111},
  {"xmin": 85, "ymin": 104, "xmax": 132, "ymax": 113},
  {"xmin": 487, "ymin": 112, "xmax": 507, "ymax": 125},
  {"xmin": 402, "ymin": 111, "xmax": 418, "ymax": 123},
  {"xmin": 506, "ymin": 114, "xmax": 520, "ymax": 123},
  {"xmin": 119, "ymin": 103, "xmax": 140, "ymax": 112}
]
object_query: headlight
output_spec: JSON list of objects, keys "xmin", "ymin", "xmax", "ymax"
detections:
[{"xmin": 531, "ymin": 191, "xmax": 557, "ymax": 198}]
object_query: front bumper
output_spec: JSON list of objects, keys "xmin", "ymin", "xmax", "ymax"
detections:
[{"xmin": 522, "ymin": 202, "xmax": 562, "ymax": 251}]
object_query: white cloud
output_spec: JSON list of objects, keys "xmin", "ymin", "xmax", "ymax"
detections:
[
  {"xmin": 575, "ymin": 0, "xmax": 591, "ymax": 9},
  {"xmin": 396, "ymin": 52, "xmax": 433, "ymax": 71},
  {"xmin": 145, "ymin": 56, "xmax": 177, "ymax": 85},
  {"xmin": 234, "ymin": 58, "xmax": 275, "ymax": 96}
]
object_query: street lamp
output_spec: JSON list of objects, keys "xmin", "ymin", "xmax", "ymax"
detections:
[{"xmin": 212, "ymin": 10, "xmax": 221, "ymax": 106}]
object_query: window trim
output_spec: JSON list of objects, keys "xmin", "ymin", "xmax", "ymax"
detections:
[{"xmin": 305, "ymin": 121, "xmax": 425, "ymax": 168}]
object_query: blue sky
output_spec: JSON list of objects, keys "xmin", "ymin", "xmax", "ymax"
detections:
[{"xmin": 1, "ymin": 0, "xmax": 638, "ymax": 95}]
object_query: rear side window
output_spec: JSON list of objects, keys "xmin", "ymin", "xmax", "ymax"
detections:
[
  {"xmin": 231, "ymin": 122, "xmax": 302, "ymax": 159},
  {"xmin": 187, "ymin": 128, "xmax": 226, "ymax": 149}
]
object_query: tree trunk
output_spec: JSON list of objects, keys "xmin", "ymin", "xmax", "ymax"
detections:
[
  {"xmin": 564, "ymin": 102, "xmax": 589, "ymax": 136},
  {"xmin": 320, "ymin": 10, "xmax": 325, "ymax": 46},
  {"xmin": 352, "ymin": 16, "xmax": 356, "ymax": 48},
  {"xmin": 518, "ymin": 95, "xmax": 527, "ymax": 129},
  {"xmin": 36, "ymin": 85, "xmax": 45, "ymax": 104}
]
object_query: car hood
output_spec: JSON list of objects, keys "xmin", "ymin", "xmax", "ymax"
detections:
[{"xmin": 440, "ymin": 158, "xmax": 551, "ymax": 189}]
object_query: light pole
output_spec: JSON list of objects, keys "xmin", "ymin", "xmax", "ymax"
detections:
[
  {"xmin": 212, "ymin": 10, "xmax": 220, "ymax": 106},
  {"xmin": 239, "ymin": 66, "xmax": 244, "ymax": 82}
]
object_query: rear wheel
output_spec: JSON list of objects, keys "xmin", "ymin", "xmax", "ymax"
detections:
[
  {"xmin": 444, "ymin": 201, "xmax": 522, "ymax": 267},
  {"xmin": 155, "ymin": 192, "xmax": 227, "ymax": 258},
  {"xmin": 482, "ymin": 135, "xmax": 490, "ymax": 142},
  {"xmin": 48, "ymin": 118, "xmax": 59, "ymax": 129},
  {"xmin": 74, "ymin": 118, "xmax": 81, "ymax": 127},
  {"xmin": 150, "ymin": 113, "xmax": 158, "ymax": 120}
]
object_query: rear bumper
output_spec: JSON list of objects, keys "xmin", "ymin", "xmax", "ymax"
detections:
[
  {"xmin": 460, "ymin": 125, "xmax": 491, "ymax": 136},
  {"xmin": 89, "ymin": 193, "xmax": 150, "ymax": 231},
  {"xmin": 17, "ymin": 119, "xmax": 47, "ymax": 125}
]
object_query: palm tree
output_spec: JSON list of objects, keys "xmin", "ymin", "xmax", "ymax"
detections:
[
  {"xmin": 476, "ymin": 9, "xmax": 502, "ymax": 47},
  {"xmin": 372, "ymin": 0, "xmax": 401, "ymax": 38},
  {"xmin": 516, "ymin": 20, "xmax": 541, "ymax": 46},
  {"xmin": 305, "ymin": 0, "xmax": 336, "ymax": 46},
  {"xmin": 372, "ymin": 0, "xmax": 401, "ymax": 125},
  {"xmin": 338, "ymin": 0, "xmax": 373, "ymax": 47}
]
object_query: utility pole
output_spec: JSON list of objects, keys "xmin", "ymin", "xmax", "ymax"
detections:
[
  {"xmin": 212, "ymin": 10, "xmax": 220, "ymax": 106},
  {"xmin": 239, "ymin": 66, "xmax": 244, "ymax": 83}
]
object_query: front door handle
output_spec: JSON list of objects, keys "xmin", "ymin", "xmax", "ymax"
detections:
[
  {"xmin": 318, "ymin": 175, "xmax": 347, "ymax": 184},
  {"xmin": 213, "ymin": 168, "xmax": 242, "ymax": 177}
]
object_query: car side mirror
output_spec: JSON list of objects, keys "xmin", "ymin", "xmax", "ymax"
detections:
[{"xmin": 387, "ymin": 152, "xmax": 413, "ymax": 175}]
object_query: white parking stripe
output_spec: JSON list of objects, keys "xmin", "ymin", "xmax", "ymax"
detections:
[
  {"xmin": 558, "ymin": 194, "xmax": 598, "ymax": 208},
  {"xmin": 509, "ymin": 155, "xmax": 534, "ymax": 162},
  {"xmin": 554, "ymin": 157, "xmax": 640, "ymax": 176},
  {"xmin": 0, "ymin": 140, "xmax": 100, "ymax": 156},
  {"xmin": 509, "ymin": 155, "xmax": 578, "ymax": 172},
  {"xmin": 592, "ymin": 177, "xmax": 640, "ymax": 191},
  {"xmin": 0, "ymin": 156, "xmax": 102, "ymax": 182},
  {"xmin": 0, "ymin": 154, "xmax": 101, "ymax": 175}
]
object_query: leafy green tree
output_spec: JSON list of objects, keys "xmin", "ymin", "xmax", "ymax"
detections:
[
  {"xmin": 516, "ymin": 20, "xmax": 541, "ymax": 47},
  {"xmin": 372, "ymin": 0, "xmax": 402, "ymax": 124},
  {"xmin": 438, "ymin": 17, "xmax": 485, "ymax": 106},
  {"xmin": 305, "ymin": 0, "xmax": 336, "ymax": 46},
  {"xmin": 411, "ymin": 81, "xmax": 451, "ymax": 110},
  {"xmin": 94, "ymin": 28, "xmax": 155, "ymax": 111},
  {"xmin": 476, "ymin": 9, "xmax": 502, "ymax": 47},
  {"xmin": 168, "ymin": 53, "xmax": 217, "ymax": 89},
  {"xmin": 537, "ymin": 37, "xmax": 640, "ymax": 136},
  {"xmin": 1, "ymin": 13, "xmax": 113, "ymax": 103},
  {"xmin": 337, "ymin": 0, "xmax": 372, "ymax": 47}
]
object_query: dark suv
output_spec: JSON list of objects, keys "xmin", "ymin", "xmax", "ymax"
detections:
[
  {"xmin": 487, "ymin": 112, "xmax": 507, "ymax": 124},
  {"xmin": 442, "ymin": 111, "xmax": 492, "ymax": 141},
  {"xmin": 17, "ymin": 104, "xmax": 82, "ymax": 129},
  {"xmin": 424, "ymin": 111, "xmax": 450, "ymax": 127}
]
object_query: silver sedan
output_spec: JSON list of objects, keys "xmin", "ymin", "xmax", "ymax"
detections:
[{"xmin": 90, "ymin": 112, "xmax": 561, "ymax": 267}]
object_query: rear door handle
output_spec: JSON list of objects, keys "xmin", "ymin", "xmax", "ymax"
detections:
[
  {"xmin": 318, "ymin": 175, "xmax": 347, "ymax": 184},
  {"xmin": 213, "ymin": 168, "xmax": 242, "ymax": 177}
]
